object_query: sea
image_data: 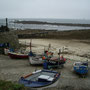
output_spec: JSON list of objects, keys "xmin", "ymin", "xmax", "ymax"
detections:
[{"xmin": 0, "ymin": 18, "xmax": 90, "ymax": 31}]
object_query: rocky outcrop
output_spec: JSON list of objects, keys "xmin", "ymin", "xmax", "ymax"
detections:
[{"xmin": 0, "ymin": 31, "xmax": 19, "ymax": 49}]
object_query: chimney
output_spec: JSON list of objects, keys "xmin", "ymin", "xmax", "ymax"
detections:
[{"xmin": 6, "ymin": 18, "xmax": 8, "ymax": 27}]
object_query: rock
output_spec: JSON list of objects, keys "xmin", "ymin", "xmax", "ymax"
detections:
[{"xmin": 0, "ymin": 31, "xmax": 19, "ymax": 49}]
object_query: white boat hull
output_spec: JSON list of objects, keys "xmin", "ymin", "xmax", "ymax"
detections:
[{"xmin": 29, "ymin": 56, "xmax": 43, "ymax": 65}]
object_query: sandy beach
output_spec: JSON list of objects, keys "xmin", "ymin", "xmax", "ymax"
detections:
[
  {"xmin": 0, "ymin": 39, "xmax": 90, "ymax": 90},
  {"xmin": 0, "ymin": 0, "xmax": 90, "ymax": 89}
]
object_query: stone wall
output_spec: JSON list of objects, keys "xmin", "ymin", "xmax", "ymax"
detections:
[{"xmin": 16, "ymin": 29, "xmax": 90, "ymax": 40}]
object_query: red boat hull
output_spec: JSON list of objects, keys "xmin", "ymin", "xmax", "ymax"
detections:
[{"xmin": 8, "ymin": 52, "xmax": 28, "ymax": 59}]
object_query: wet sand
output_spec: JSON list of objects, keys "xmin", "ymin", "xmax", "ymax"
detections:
[{"xmin": 0, "ymin": 39, "xmax": 90, "ymax": 90}]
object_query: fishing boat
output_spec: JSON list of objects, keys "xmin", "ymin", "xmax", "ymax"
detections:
[
  {"xmin": 73, "ymin": 61, "xmax": 88, "ymax": 75},
  {"xmin": 8, "ymin": 40, "xmax": 29, "ymax": 59},
  {"xmin": 8, "ymin": 52, "xmax": 29, "ymax": 59},
  {"xmin": 29, "ymin": 50, "xmax": 53, "ymax": 65},
  {"xmin": 28, "ymin": 42, "xmax": 53, "ymax": 65},
  {"xmin": 28, "ymin": 51, "xmax": 43, "ymax": 64},
  {"xmin": 19, "ymin": 69, "xmax": 60, "ymax": 88},
  {"xmin": 43, "ymin": 56, "xmax": 66, "ymax": 69},
  {"xmin": 43, "ymin": 49, "xmax": 66, "ymax": 69}
]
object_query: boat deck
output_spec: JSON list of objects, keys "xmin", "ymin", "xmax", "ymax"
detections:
[{"xmin": 25, "ymin": 71, "xmax": 56, "ymax": 81}]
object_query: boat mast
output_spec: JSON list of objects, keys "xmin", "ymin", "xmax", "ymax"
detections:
[
  {"xmin": 48, "ymin": 43, "xmax": 51, "ymax": 51},
  {"xmin": 30, "ymin": 39, "xmax": 32, "ymax": 51},
  {"xmin": 58, "ymin": 49, "xmax": 61, "ymax": 67}
]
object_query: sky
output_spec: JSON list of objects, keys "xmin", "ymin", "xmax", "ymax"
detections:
[{"xmin": 0, "ymin": 0, "xmax": 90, "ymax": 19}]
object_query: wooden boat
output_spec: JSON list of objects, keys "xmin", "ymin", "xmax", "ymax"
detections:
[
  {"xmin": 49, "ymin": 56, "xmax": 66, "ymax": 64},
  {"xmin": 43, "ymin": 49, "xmax": 66, "ymax": 69},
  {"xmin": 28, "ymin": 51, "xmax": 53, "ymax": 65},
  {"xmin": 19, "ymin": 69, "xmax": 60, "ymax": 88},
  {"xmin": 29, "ymin": 53, "xmax": 43, "ymax": 65},
  {"xmin": 43, "ymin": 56, "xmax": 66, "ymax": 69},
  {"xmin": 73, "ymin": 61, "xmax": 88, "ymax": 75},
  {"xmin": 28, "ymin": 42, "xmax": 53, "ymax": 65},
  {"xmin": 8, "ymin": 52, "xmax": 28, "ymax": 59}
]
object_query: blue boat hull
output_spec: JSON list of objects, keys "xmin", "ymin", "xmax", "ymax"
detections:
[
  {"xmin": 19, "ymin": 78, "xmax": 58, "ymax": 88},
  {"xmin": 19, "ymin": 69, "xmax": 60, "ymax": 88},
  {"xmin": 74, "ymin": 66, "xmax": 88, "ymax": 75}
]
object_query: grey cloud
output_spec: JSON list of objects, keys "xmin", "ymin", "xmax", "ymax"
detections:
[{"xmin": 0, "ymin": 0, "xmax": 90, "ymax": 19}]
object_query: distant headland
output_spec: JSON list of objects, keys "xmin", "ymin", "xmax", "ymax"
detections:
[{"xmin": 14, "ymin": 20, "xmax": 90, "ymax": 27}]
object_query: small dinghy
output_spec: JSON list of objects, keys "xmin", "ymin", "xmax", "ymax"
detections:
[
  {"xmin": 73, "ymin": 60, "xmax": 88, "ymax": 76},
  {"xmin": 19, "ymin": 69, "xmax": 60, "ymax": 88},
  {"xmin": 8, "ymin": 52, "xmax": 28, "ymax": 59}
]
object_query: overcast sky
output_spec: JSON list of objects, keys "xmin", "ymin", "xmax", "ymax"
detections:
[{"xmin": 0, "ymin": 0, "xmax": 90, "ymax": 19}]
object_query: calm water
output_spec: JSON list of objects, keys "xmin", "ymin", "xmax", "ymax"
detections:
[{"xmin": 0, "ymin": 18, "xmax": 90, "ymax": 31}]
